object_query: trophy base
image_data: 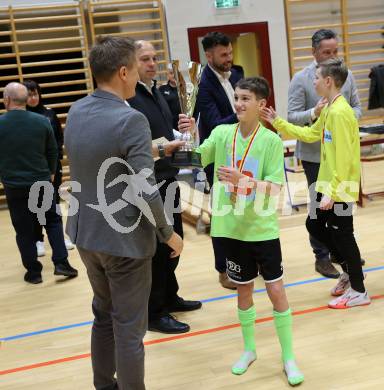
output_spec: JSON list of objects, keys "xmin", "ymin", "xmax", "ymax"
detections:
[{"xmin": 171, "ymin": 150, "xmax": 202, "ymax": 168}]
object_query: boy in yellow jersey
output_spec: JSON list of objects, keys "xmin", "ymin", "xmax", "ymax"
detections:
[
  {"xmin": 262, "ymin": 58, "xmax": 370, "ymax": 309},
  {"xmin": 179, "ymin": 77, "xmax": 304, "ymax": 385}
]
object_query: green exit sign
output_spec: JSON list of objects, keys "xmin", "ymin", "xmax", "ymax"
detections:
[{"xmin": 215, "ymin": 0, "xmax": 239, "ymax": 9}]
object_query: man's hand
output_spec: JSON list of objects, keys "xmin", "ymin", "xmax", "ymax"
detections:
[
  {"xmin": 314, "ymin": 97, "xmax": 328, "ymax": 118},
  {"xmin": 178, "ymin": 113, "xmax": 196, "ymax": 134},
  {"xmin": 50, "ymin": 174, "xmax": 55, "ymax": 183},
  {"xmin": 260, "ymin": 106, "xmax": 277, "ymax": 124},
  {"xmin": 319, "ymin": 194, "xmax": 334, "ymax": 210},
  {"xmin": 164, "ymin": 140, "xmax": 185, "ymax": 156},
  {"xmin": 166, "ymin": 232, "xmax": 184, "ymax": 258}
]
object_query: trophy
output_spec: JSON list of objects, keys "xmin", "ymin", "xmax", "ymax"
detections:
[{"xmin": 170, "ymin": 60, "xmax": 203, "ymax": 168}]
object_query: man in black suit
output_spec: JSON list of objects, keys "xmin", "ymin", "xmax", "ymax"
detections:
[
  {"xmin": 195, "ymin": 31, "xmax": 243, "ymax": 289},
  {"xmin": 128, "ymin": 40, "xmax": 202, "ymax": 334}
]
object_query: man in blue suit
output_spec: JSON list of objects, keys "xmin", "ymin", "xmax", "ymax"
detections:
[
  {"xmin": 196, "ymin": 31, "xmax": 243, "ymax": 289},
  {"xmin": 197, "ymin": 32, "xmax": 243, "ymax": 146}
]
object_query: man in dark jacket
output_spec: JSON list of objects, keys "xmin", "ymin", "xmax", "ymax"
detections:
[
  {"xmin": 0, "ymin": 82, "xmax": 77, "ymax": 284},
  {"xmin": 197, "ymin": 32, "xmax": 243, "ymax": 147},
  {"xmin": 195, "ymin": 31, "xmax": 243, "ymax": 290},
  {"xmin": 128, "ymin": 40, "xmax": 202, "ymax": 334}
]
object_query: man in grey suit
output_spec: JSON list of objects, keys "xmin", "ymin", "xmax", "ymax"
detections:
[
  {"xmin": 288, "ymin": 29, "xmax": 362, "ymax": 279},
  {"xmin": 65, "ymin": 36, "xmax": 183, "ymax": 390}
]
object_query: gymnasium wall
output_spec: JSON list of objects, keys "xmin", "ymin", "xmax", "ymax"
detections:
[
  {"xmin": 2, "ymin": 0, "xmax": 383, "ymax": 119},
  {"xmin": 163, "ymin": 0, "xmax": 291, "ymax": 116}
]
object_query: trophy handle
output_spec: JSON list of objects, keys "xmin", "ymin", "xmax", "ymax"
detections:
[{"xmin": 171, "ymin": 60, "xmax": 187, "ymax": 114}]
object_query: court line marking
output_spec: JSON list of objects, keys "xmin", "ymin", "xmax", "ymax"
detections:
[
  {"xmin": 2, "ymin": 293, "xmax": 384, "ymax": 376},
  {"xmin": 2, "ymin": 265, "xmax": 383, "ymax": 342}
]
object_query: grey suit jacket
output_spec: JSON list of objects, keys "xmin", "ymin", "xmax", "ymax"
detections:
[
  {"xmin": 64, "ymin": 89, "xmax": 173, "ymax": 259},
  {"xmin": 288, "ymin": 61, "xmax": 362, "ymax": 163}
]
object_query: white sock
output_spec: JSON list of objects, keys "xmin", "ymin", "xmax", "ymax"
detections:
[
  {"xmin": 284, "ymin": 359, "xmax": 304, "ymax": 385},
  {"xmin": 231, "ymin": 351, "xmax": 256, "ymax": 375}
]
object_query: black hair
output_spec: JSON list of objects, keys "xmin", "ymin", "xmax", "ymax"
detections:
[
  {"xmin": 202, "ymin": 31, "xmax": 231, "ymax": 51},
  {"xmin": 235, "ymin": 77, "xmax": 270, "ymax": 100},
  {"xmin": 23, "ymin": 79, "xmax": 44, "ymax": 111},
  {"xmin": 312, "ymin": 29, "xmax": 337, "ymax": 49}
]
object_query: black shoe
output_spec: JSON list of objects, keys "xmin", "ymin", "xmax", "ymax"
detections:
[
  {"xmin": 148, "ymin": 314, "xmax": 190, "ymax": 334},
  {"xmin": 54, "ymin": 261, "xmax": 78, "ymax": 278},
  {"xmin": 167, "ymin": 296, "xmax": 202, "ymax": 312},
  {"xmin": 331, "ymin": 254, "xmax": 366, "ymax": 266},
  {"xmin": 24, "ymin": 272, "xmax": 42, "ymax": 284},
  {"xmin": 315, "ymin": 259, "xmax": 340, "ymax": 279}
]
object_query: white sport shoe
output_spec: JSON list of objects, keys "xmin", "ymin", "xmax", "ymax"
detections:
[
  {"xmin": 328, "ymin": 287, "xmax": 371, "ymax": 309},
  {"xmin": 36, "ymin": 241, "xmax": 45, "ymax": 257},
  {"xmin": 330, "ymin": 272, "xmax": 350, "ymax": 296},
  {"xmin": 65, "ymin": 238, "xmax": 75, "ymax": 250}
]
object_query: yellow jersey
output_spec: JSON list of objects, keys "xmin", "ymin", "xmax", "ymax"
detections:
[{"xmin": 273, "ymin": 95, "xmax": 360, "ymax": 202}]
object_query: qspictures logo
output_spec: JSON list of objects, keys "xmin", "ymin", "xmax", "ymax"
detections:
[{"xmin": 27, "ymin": 158, "xmax": 360, "ymax": 233}]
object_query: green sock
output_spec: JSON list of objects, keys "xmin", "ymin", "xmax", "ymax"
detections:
[
  {"xmin": 273, "ymin": 308, "xmax": 295, "ymax": 362},
  {"xmin": 232, "ymin": 306, "xmax": 257, "ymax": 375},
  {"xmin": 238, "ymin": 306, "xmax": 256, "ymax": 352}
]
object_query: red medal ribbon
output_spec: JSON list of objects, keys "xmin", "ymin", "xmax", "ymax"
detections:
[
  {"xmin": 230, "ymin": 123, "xmax": 260, "ymax": 199},
  {"xmin": 231, "ymin": 123, "xmax": 260, "ymax": 172}
]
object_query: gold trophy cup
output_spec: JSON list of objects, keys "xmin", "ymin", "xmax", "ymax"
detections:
[{"xmin": 170, "ymin": 60, "xmax": 203, "ymax": 168}]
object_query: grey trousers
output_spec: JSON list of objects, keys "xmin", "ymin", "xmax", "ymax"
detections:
[{"xmin": 78, "ymin": 247, "xmax": 151, "ymax": 390}]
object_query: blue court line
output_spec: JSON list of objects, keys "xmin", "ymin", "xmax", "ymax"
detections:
[
  {"xmin": 2, "ymin": 265, "xmax": 384, "ymax": 342},
  {"xmin": 2, "ymin": 321, "xmax": 93, "ymax": 341}
]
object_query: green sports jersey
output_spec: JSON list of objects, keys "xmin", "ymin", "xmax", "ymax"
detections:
[
  {"xmin": 196, "ymin": 123, "xmax": 284, "ymax": 242},
  {"xmin": 273, "ymin": 95, "xmax": 360, "ymax": 202}
]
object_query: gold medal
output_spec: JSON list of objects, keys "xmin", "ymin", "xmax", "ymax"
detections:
[{"xmin": 230, "ymin": 192, "xmax": 237, "ymax": 204}]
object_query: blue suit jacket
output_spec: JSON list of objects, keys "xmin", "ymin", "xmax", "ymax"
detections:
[{"xmin": 196, "ymin": 65, "xmax": 243, "ymax": 143}]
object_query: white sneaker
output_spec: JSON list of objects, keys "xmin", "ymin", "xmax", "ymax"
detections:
[
  {"xmin": 330, "ymin": 272, "xmax": 350, "ymax": 296},
  {"xmin": 328, "ymin": 287, "xmax": 371, "ymax": 309},
  {"xmin": 65, "ymin": 238, "xmax": 75, "ymax": 250},
  {"xmin": 36, "ymin": 241, "xmax": 45, "ymax": 257}
]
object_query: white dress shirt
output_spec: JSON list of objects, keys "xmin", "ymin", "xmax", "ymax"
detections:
[{"xmin": 208, "ymin": 64, "xmax": 236, "ymax": 113}]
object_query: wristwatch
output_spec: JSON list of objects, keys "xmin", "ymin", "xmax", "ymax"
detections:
[{"xmin": 157, "ymin": 143, "xmax": 166, "ymax": 158}]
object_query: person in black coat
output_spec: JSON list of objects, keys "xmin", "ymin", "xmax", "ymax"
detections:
[
  {"xmin": 368, "ymin": 64, "xmax": 384, "ymax": 110},
  {"xmin": 24, "ymin": 80, "xmax": 75, "ymax": 256},
  {"xmin": 128, "ymin": 40, "xmax": 202, "ymax": 334}
]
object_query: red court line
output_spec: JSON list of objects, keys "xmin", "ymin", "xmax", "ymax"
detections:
[
  {"xmin": 2, "ymin": 294, "xmax": 384, "ymax": 376},
  {"xmin": 0, "ymin": 353, "xmax": 91, "ymax": 376}
]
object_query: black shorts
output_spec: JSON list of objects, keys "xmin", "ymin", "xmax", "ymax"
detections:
[{"xmin": 216, "ymin": 237, "xmax": 283, "ymax": 284}]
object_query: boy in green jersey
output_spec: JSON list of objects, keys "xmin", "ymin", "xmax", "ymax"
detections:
[
  {"xmin": 262, "ymin": 58, "xmax": 370, "ymax": 309},
  {"xmin": 179, "ymin": 77, "xmax": 304, "ymax": 385}
]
